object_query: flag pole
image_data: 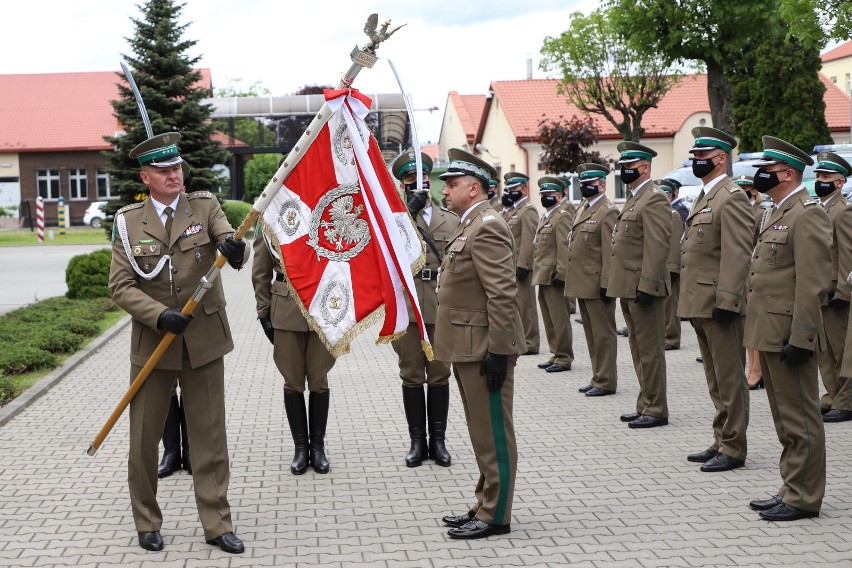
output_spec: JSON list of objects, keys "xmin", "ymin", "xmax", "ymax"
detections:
[{"xmin": 87, "ymin": 14, "xmax": 402, "ymax": 456}]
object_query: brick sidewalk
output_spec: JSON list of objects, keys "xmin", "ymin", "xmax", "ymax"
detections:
[{"xmin": 1, "ymin": 260, "xmax": 851, "ymax": 567}]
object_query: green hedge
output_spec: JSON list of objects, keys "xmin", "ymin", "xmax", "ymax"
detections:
[
  {"xmin": 66, "ymin": 248, "xmax": 112, "ymax": 299},
  {"xmin": 222, "ymin": 200, "xmax": 253, "ymax": 234}
]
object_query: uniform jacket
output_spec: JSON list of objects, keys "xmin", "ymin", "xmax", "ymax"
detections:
[
  {"xmin": 667, "ymin": 209, "xmax": 684, "ymax": 275},
  {"xmin": 559, "ymin": 198, "xmax": 577, "ymax": 218},
  {"xmin": 434, "ymin": 201, "xmax": 525, "ymax": 362},
  {"xmin": 109, "ymin": 191, "xmax": 247, "ymax": 370},
  {"xmin": 821, "ymin": 194, "xmax": 850, "ymax": 304},
  {"xmin": 833, "ymin": 202, "xmax": 852, "ymax": 302},
  {"xmin": 506, "ymin": 198, "xmax": 539, "ymax": 271},
  {"xmin": 252, "ymin": 234, "xmax": 312, "ymax": 332},
  {"xmin": 532, "ymin": 206, "xmax": 570, "ymax": 286},
  {"xmin": 744, "ymin": 190, "xmax": 832, "ymax": 352},
  {"xmin": 405, "ymin": 206, "xmax": 458, "ymax": 324},
  {"xmin": 606, "ymin": 181, "xmax": 672, "ymax": 299},
  {"xmin": 564, "ymin": 196, "xmax": 618, "ymax": 299},
  {"xmin": 678, "ymin": 177, "xmax": 754, "ymax": 318}
]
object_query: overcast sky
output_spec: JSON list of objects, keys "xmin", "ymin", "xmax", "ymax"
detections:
[{"xmin": 2, "ymin": 0, "xmax": 601, "ymax": 143}]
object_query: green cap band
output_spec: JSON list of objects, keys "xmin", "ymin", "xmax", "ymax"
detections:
[
  {"xmin": 693, "ymin": 136, "xmax": 733, "ymax": 152},
  {"xmin": 579, "ymin": 170, "xmax": 607, "ymax": 180},
  {"xmin": 506, "ymin": 176, "xmax": 528, "ymax": 185},
  {"xmin": 539, "ymin": 182, "xmax": 562, "ymax": 192},
  {"xmin": 816, "ymin": 160, "xmax": 849, "ymax": 177},
  {"xmin": 763, "ymin": 148, "xmax": 807, "ymax": 171},
  {"xmin": 489, "ymin": 179, "xmax": 498, "ymax": 187},
  {"xmin": 619, "ymin": 150, "xmax": 654, "ymax": 161},
  {"xmin": 396, "ymin": 161, "xmax": 431, "ymax": 177},
  {"xmin": 733, "ymin": 179, "xmax": 753, "ymax": 186},
  {"xmin": 135, "ymin": 144, "xmax": 179, "ymax": 165}
]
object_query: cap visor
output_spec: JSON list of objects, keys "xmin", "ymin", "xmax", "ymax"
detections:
[
  {"xmin": 688, "ymin": 145, "xmax": 716, "ymax": 153},
  {"xmin": 750, "ymin": 159, "xmax": 781, "ymax": 167},
  {"xmin": 813, "ymin": 166, "xmax": 842, "ymax": 174},
  {"xmin": 439, "ymin": 171, "xmax": 465, "ymax": 180},
  {"xmin": 616, "ymin": 157, "xmax": 641, "ymax": 165}
]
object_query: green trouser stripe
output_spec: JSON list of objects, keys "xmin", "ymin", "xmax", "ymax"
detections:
[
  {"xmin": 652, "ymin": 301, "xmax": 665, "ymax": 413},
  {"xmin": 794, "ymin": 366, "xmax": 812, "ymax": 510},
  {"xmin": 489, "ymin": 390, "xmax": 511, "ymax": 525},
  {"xmin": 734, "ymin": 322, "xmax": 749, "ymax": 417}
]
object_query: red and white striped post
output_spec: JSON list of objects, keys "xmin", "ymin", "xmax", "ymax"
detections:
[{"xmin": 36, "ymin": 196, "xmax": 44, "ymax": 243}]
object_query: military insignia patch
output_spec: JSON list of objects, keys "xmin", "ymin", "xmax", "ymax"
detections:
[
  {"xmin": 585, "ymin": 220, "xmax": 598, "ymax": 224},
  {"xmin": 482, "ymin": 214, "xmax": 496, "ymax": 222},
  {"xmin": 771, "ymin": 225, "xmax": 789, "ymax": 231},
  {"xmin": 699, "ymin": 208, "xmax": 712, "ymax": 214},
  {"xmin": 182, "ymin": 223, "xmax": 203, "ymax": 238}
]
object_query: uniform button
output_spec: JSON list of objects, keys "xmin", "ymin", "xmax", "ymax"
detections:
[
  {"xmin": 749, "ymin": 288, "xmax": 753, "ymax": 292},
  {"xmin": 176, "ymin": 287, "xmax": 182, "ymax": 293},
  {"xmin": 170, "ymin": 250, "xmax": 175, "ymax": 255},
  {"xmin": 681, "ymin": 264, "xmax": 685, "ymax": 269},
  {"xmin": 785, "ymin": 308, "xmax": 790, "ymax": 313}
]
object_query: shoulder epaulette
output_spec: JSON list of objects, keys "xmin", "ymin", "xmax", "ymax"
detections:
[
  {"xmin": 728, "ymin": 185, "xmax": 744, "ymax": 194},
  {"xmin": 440, "ymin": 206, "xmax": 459, "ymax": 218},
  {"xmin": 187, "ymin": 191, "xmax": 213, "ymax": 200},
  {"xmin": 803, "ymin": 199, "xmax": 819, "ymax": 207},
  {"xmin": 604, "ymin": 202, "xmax": 613, "ymax": 209},
  {"xmin": 116, "ymin": 202, "xmax": 145, "ymax": 215}
]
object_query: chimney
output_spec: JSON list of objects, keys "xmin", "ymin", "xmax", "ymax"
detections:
[{"xmin": 526, "ymin": 57, "xmax": 533, "ymax": 80}]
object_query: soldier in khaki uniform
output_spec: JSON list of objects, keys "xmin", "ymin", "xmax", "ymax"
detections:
[
  {"xmin": 252, "ymin": 232, "xmax": 336, "ymax": 475},
  {"xmin": 678, "ymin": 127, "xmax": 754, "ymax": 472},
  {"xmin": 567, "ymin": 163, "xmax": 619, "ymax": 396},
  {"xmin": 658, "ymin": 179, "xmax": 684, "ymax": 351},
  {"xmin": 608, "ymin": 142, "xmax": 671, "ymax": 428},
  {"xmin": 436, "ymin": 149, "xmax": 524, "ymax": 540},
  {"xmin": 504, "ymin": 172, "xmax": 541, "ymax": 354},
  {"xmin": 109, "ymin": 133, "xmax": 247, "ymax": 553},
  {"xmin": 812, "ymin": 153, "xmax": 852, "ymax": 422},
  {"xmin": 532, "ymin": 177, "xmax": 573, "ymax": 373},
  {"xmin": 488, "ymin": 178, "xmax": 501, "ymax": 209},
  {"xmin": 745, "ymin": 136, "xmax": 830, "ymax": 521},
  {"xmin": 389, "ymin": 150, "xmax": 458, "ymax": 466},
  {"xmin": 558, "ymin": 180, "xmax": 578, "ymax": 315}
]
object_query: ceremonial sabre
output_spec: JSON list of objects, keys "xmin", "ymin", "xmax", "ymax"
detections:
[
  {"xmin": 87, "ymin": 14, "xmax": 403, "ymax": 456},
  {"xmin": 120, "ymin": 61, "xmax": 153, "ymax": 138},
  {"xmin": 388, "ymin": 59, "xmax": 423, "ymax": 192}
]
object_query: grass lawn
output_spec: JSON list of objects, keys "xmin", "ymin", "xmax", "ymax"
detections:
[{"xmin": 0, "ymin": 227, "xmax": 111, "ymax": 247}]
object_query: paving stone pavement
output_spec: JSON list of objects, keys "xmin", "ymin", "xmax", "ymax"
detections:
[{"xmin": 2, "ymin": 255, "xmax": 852, "ymax": 567}]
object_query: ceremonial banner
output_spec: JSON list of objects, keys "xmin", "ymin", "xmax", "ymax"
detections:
[{"xmin": 261, "ymin": 88, "xmax": 429, "ymax": 358}]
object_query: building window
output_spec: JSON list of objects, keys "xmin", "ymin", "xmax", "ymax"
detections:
[
  {"xmin": 831, "ymin": 76, "xmax": 837, "ymax": 83},
  {"xmin": 36, "ymin": 169, "xmax": 60, "ymax": 199},
  {"xmin": 96, "ymin": 169, "xmax": 115, "ymax": 199},
  {"xmin": 847, "ymin": 73, "xmax": 851, "ymax": 95},
  {"xmin": 69, "ymin": 168, "xmax": 88, "ymax": 200}
]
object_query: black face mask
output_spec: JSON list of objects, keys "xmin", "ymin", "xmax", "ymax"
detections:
[
  {"xmin": 580, "ymin": 183, "xmax": 599, "ymax": 198},
  {"xmin": 487, "ymin": 189, "xmax": 495, "ymax": 199},
  {"xmin": 692, "ymin": 155, "xmax": 719, "ymax": 179},
  {"xmin": 541, "ymin": 195, "xmax": 558, "ymax": 208},
  {"xmin": 404, "ymin": 180, "xmax": 430, "ymax": 192},
  {"xmin": 501, "ymin": 193, "xmax": 515, "ymax": 207},
  {"xmin": 509, "ymin": 190, "xmax": 524, "ymax": 202},
  {"xmin": 620, "ymin": 166, "xmax": 641, "ymax": 185},
  {"xmin": 754, "ymin": 168, "xmax": 783, "ymax": 193},
  {"xmin": 814, "ymin": 180, "xmax": 838, "ymax": 197}
]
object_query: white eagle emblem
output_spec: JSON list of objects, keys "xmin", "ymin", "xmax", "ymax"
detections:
[
  {"xmin": 308, "ymin": 183, "xmax": 372, "ymax": 262},
  {"xmin": 322, "ymin": 196, "xmax": 369, "ymax": 251}
]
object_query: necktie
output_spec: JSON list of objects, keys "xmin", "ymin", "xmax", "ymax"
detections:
[{"xmin": 163, "ymin": 206, "xmax": 174, "ymax": 239}]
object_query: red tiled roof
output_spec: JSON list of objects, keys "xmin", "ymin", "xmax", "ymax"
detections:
[
  {"xmin": 447, "ymin": 91, "xmax": 486, "ymax": 143},
  {"xmin": 488, "ymin": 73, "xmax": 851, "ymax": 143},
  {"xmin": 0, "ymin": 69, "xmax": 212, "ymax": 153},
  {"xmin": 822, "ymin": 41, "xmax": 852, "ymax": 63},
  {"xmin": 211, "ymin": 130, "xmax": 248, "ymax": 148},
  {"xmin": 421, "ymin": 142, "xmax": 438, "ymax": 160}
]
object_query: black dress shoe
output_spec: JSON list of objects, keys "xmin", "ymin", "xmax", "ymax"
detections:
[
  {"xmin": 545, "ymin": 364, "xmax": 570, "ymax": 373},
  {"xmin": 138, "ymin": 531, "xmax": 164, "ymax": 552},
  {"xmin": 749, "ymin": 495, "xmax": 783, "ymax": 511},
  {"xmin": 616, "ymin": 327, "xmax": 629, "ymax": 337},
  {"xmin": 523, "ymin": 350, "xmax": 539, "ymax": 356},
  {"xmin": 628, "ymin": 415, "xmax": 668, "ymax": 429},
  {"xmin": 538, "ymin": 361, "xmax": 554, "ymax": 369},
  {"xmin": 700, "ymin": 452, "xmax": 745, "ymax": 472},
  {"xmin": 442, "ymin": 509, "xmax": 476, "ymax": 528},
  {"xmin": 585, "ymin": 387, "xmax": 615, "ymax": 397},
  {"xmin": 759, "ymin": 503, "xmax": 819, "ymax": 521},
  {"xmin": 447, "ymin": 518, "xmax": 511, "ymax": 539},
  {"xmin": 664, "ymin": 344, "xmax": 678, "ymax": 351},
  {"xmin": 748, "ymin": 378, "xmax": 764, "ymax": 390},
  {"xmin": 687, "ymin": 447, "xmax": 718, "ymax": 463},
  {"xmin": 823, "ymin": 409, "xmax": 852, "ymax": 422},
  {"xmin": 206, "ymin": 532, "xmax": 245, "ymax": 554},
  {"xmin": 620, "ymin": 412, "xmax": 641, "ymax": 422},
  {"xmin": 696, "ymin": 357, "xmax": 703, "ymax": 363},
  {"xmin": 578, "ymin": 384, "xmax": 593, "ymax": 393}
]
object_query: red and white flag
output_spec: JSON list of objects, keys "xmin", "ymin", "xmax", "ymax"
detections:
[{"xmin": 260, "ymin": 88, "xmax": 430, "ymax": 358}]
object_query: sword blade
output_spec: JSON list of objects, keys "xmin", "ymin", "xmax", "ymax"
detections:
[{"xmin": 120, "ymin": 60, "xmax": 154, "ymax": 138}]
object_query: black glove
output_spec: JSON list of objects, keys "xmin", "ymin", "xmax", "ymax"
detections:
[
  {"xmin": 406, "ymin": 190, "xmax": 429, "ymax": 215},
  {"xmin": 779, "ymin": 341, "xmax": 812, "ymax": 367},
  {"xmin": 259, "ymin": 315, "xmax": 274, "ymax": 344},
  {"xmin": 711, "ymin": 307, "xmax": 739, "ymax": 323},
  {"xmin": 600, "ymin": 288, "xmax": 611, "ymax": 304},
  {"xmin": 218, "ymin": 235, "xmax": 246, "ymax": 269},
  {"xmin": 516, "ymin": 267, "xmax": 530, "ymax": 281},
  {"xmin": 552, "ymin": 278, "xmax": 565, "ymax": 287},
  {"xmin": 480, "ymin": 352, "xmax": 509, "ymax": 392},
  {"xmin": 670, "ymin": 271, "xmax": 680, "ymax": 284},
  {"xmin": 157, "ymin": 307, "xmax": 193, "ymax": 335},
  {"xmin": 635, "ymin": 290, "xmax": 654, "ymax": 305},
  {"xmin": 828, "ymin": 291, "xmax": 850, "ymax": 310}
]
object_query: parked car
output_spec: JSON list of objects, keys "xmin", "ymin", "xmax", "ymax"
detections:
[
  {"xmin": 661, "ymin": 161, "xmax": 702, "ymax": 210},
  {"xmin": 83, "ymin": 201, "xmax": 108, "ymax": 228}
]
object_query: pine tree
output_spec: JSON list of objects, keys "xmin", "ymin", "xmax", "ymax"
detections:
[{"xmin": 102, "ymin": 0, "xmax": 228, "ymax": 227}]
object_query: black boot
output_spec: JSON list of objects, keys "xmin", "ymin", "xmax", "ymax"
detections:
[
  {"xmin": 158, "ymin": 395, "xmax": 182, "ymax": 478},
  {"xmin": 402, "ymin": 385, "xmax": 428, "ymax": 467},
  {"xmin": 283, "ymin": 392, "xmax": 309, "ymax": 475},
  {"xmin": 178, "ymin": 394, "xmax": 191, "ymax": 474},
  {"xmin": 308, "ymin": 391, "xmax": 330, "ymax": 474},
  {"xmin": 427, "ymin": 384, "xmax": 452, "ymax": 467}
]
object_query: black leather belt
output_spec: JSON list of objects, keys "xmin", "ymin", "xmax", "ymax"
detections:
[
  {"xmin": 421, "ymin": 268, "xmax": 433, "ymax": 281},
  {"xmin": 275, "ymin": 272, "xmax": 287, "ymax": 282}
]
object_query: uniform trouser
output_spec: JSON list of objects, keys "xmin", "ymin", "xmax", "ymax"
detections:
[
  {"xmin": 621, "ymin": 298, "xmax": 668, "ymax": 418},
  {"xmin": 759, "ymin": 351, "xmax": 826, "ymax": 513},
  {"xmin": 128, "ymin": 357, "xmax": 232, "ymax": 540},
  {"xmin": 664, "ymin": 278, "xmax": 681, "ymax": 348},
  {"xmin": 517, "ymin": 278, "xmax": 540, "ymax": 352},
  {"xmin": 453, "ymin": 359, "xmax": 518, "ymax": 526},
  {"xmin": 273, "ymin": 329, "xmax": 334, "ymax": 393},
  {"xmin": 391, "ymin": 323, "xmax": 451, "ymax": 388},
  {"xmin": 692, "ymin": 317, "xmax": 749, "ymax": 460},
  {"xmin": 537, "ymin": 285, "xmax": 573, "ymax": 367},
  {"xmin": 578, "ymin": 298, "xmax": 618, "ymax": 391},
  {"xmin": 819, "ymin": 303, "xmax": 849, "ymax": 410}
]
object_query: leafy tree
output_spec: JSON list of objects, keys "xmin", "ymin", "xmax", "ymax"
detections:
[
  {"xmin": 102, "ymin": 0, "xmax": 229, "ymax": 230},
  {"xmin": 213, "ymin": 79, "xmax": 271, "ymax": 148},
  {"xmin": 537, "ymin": 115, "xmax": 605, "ymax": 174},
  {"xmin": 243, "ymin": 153, "xmax": 283, "ymax": 204},
  {"xmin": 540, "ymin": 8, "xmax": 685, "ymax": 142},
  {"xmin": 266, "ymin": 84, "xmax": 335, "ymax": 152},
  {"xmin": 730, "ymin": 29, "xmax": 832, "ymax": 152}
]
